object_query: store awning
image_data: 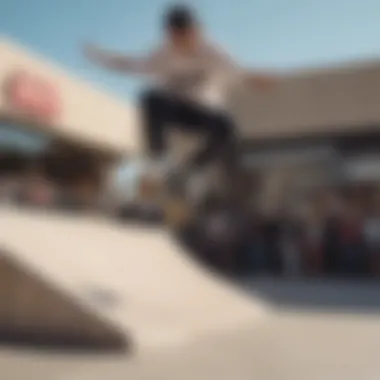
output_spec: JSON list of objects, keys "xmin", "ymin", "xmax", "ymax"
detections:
[
  {"xmin": 343, "ymin": 155, "xmax": 380, "ymax": 181},
  {"xmin": 0, "ymin": 123, "xmax": 50, "ymax": 153}
]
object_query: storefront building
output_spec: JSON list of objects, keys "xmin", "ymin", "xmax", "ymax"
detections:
[
  {"xmin": 229, "ymin": 59, "xmax": 380, "ymax": 209},
  {"xmin": 4, "ymin": 36, "xmax": 380, "ymax": 209},
  {"xmin": 0, "ymin": 37, "xmax": 140, "ymax": 196}
]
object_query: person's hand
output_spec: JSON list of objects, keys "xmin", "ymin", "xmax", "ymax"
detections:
[
  {"xmin": 248, "ymin": 73, "xmax": 279, "ymax": 92},
  {"xmin": 82, "ymin": 42, "xmax": 103, "ymax": 62}
]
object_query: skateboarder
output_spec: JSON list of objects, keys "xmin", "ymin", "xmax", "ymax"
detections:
[{"xmin": 83, "ymin": 4, "xmax": 277, "ymax": 198}]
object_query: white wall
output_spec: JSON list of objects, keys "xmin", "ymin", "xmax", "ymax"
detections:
[
  {"xmin": 230, "ymin": 60, "xmax": 380, "ymax": 139},
  {"xmin": 0, "ymin": 37, "xmax": 142, "ymax": 155}
]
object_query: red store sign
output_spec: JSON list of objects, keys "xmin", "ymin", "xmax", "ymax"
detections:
[{"xmin": 4, "ymin": 70, "xmax": 61, "ymax": 123}]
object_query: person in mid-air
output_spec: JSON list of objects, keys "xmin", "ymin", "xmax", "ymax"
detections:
[{"xmin": 83, "ymin": 4, "xmax": 277, "ymax": 195}]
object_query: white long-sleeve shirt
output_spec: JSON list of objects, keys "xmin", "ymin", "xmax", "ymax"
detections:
[{"xmin": 131, "ymin": 41, "xmax": 243, "ymax": 110}]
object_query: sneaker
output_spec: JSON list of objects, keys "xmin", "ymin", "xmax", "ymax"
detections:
[
  {"xmin": 144, "ymin": 155, "xmax": 175, "ymax": 179},
  {"xmin": 164, "ymin": 168, "xmax": 188, "ymax": 198},
  {"xmin": 186, "ymin": 170, "xmax": 209, "ymax": 205}
]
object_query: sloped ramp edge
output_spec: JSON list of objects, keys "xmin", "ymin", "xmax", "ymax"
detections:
[{"xmin": 0, "ymin": 248, "xmax": 130, "ymax": 352}]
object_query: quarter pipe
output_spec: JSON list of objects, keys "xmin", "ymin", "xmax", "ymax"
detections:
[{"xmin": 0, "ymin": 207, "xmax": 266, "ymax": 353}]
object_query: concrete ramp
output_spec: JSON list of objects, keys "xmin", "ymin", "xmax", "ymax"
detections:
[
  {"xmin": 0, "ymin": 251, "xmax": 127, "ymax": 350},
  {"xmin": 0, "ymin": 207, "xmax": 266, "ymax": 352}
]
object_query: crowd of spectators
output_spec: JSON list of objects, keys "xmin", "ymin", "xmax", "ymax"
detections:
[
  {"xmin": 2, "ymin": 168, "xmax": 380, "ymax": 279},
  {"xmin": 179, "ymin": 188, "xmax": 380, "ymax": 278}
]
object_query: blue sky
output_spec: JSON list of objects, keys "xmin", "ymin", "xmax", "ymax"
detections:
[
  {"xmin": 1, "ymin": 0, "xmax": 380, "ymax": 101},
  {"xmin": 1, "ymin": 0, "xmax": 380, "ymax": 186}
]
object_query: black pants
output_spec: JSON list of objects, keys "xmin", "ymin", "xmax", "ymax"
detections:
[{"xmin": 140, "ymin": 89, "xmax": 237, "ymax": 171}]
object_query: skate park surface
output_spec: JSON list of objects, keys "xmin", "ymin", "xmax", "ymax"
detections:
[{"xmin": 2, "ymin": 207, "xmax": 380, "ymax": 380}]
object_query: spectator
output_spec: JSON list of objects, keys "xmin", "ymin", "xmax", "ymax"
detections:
[
  {"xmin": 22, "ymin": 170, "xmax": 56, "ymax": 207},
  {"xmin": 262, "ymin": 215, "xmax": 283, "ymax": 275},
  {"xmin": 245, "ymin": 213, "xmax": 267, "ymax": 275},
  {"xmin": 0, "ymin": 175, "xmax": 20, "ymax": 204},
  {"xmin": 197, "ymin": 196, "xmax": 242, "ymax": 275},
  {"xmin": 302, "ymin": 204, "xmax": 324, "ymax": 275},
  {"xmin": 338, "ymin": 201, "xmax": 368, "ymax": 275},
  {"xmin": 321, "ymin": 192, "xmax": 343, "ymax": 275},
  {"xmin": 281, "ymin": 212, "xmax": 303, "ymax": 277},
  {"xmin": 364, "ymin": 200, "xmax": 380, "ymax": 275},
  {"xmin": 203, "ymin": 204, "xmax": 234, "ymax": 273}
]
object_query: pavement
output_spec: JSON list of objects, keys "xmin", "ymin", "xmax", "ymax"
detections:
[{"xmin": 2, "ymin": 306, "xmax": 380, "ymax": 380}]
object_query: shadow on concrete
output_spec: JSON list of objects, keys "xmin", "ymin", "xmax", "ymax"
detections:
[
  {"xmin": 0, "ymin": 247, "xmax": 132, "ymax": 355},
  {"xmin": 0, "ymin": 328, "xmax": 132, "ymax": 355},
  {"xmin": 241, "ymin": 277, "xmax": 380, "ymax": 315}
]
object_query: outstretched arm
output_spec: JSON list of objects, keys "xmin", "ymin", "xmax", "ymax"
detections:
[
  {"xmin": 210, "ymin": 43, "xmax": 280, "ymax": 91},
  {"xmin": 82, "ymin": 43, "xmax": 156, "ymax": 75},
  {"xmin": 244, "ymin": 71, "xmax": 279, "ymax": 91}
]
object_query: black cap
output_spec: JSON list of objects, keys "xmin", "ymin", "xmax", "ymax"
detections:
[{"xmin": 164, "ymin": 5, "xmax": 197, "ymax": 31}]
